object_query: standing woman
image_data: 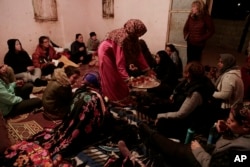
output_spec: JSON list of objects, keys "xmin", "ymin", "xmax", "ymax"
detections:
[
  {"xmin": 183, "ymin": 0, "xmax": 215, "ymax": 63},
  {"xmin": 213, "ymin": 53, "xmax": 244, "ymax": 119},
  {"xmin": 98, "ymin": 19, "xmax": 155, "ymax": 106}
]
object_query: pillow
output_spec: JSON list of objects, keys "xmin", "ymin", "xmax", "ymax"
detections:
[{"xmin": 0, "ymin": 113, "xmax": 11, "ymax": 153}]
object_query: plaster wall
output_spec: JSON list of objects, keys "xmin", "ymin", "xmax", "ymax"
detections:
[{"xmin": 0, "ymin": 0, "xmax": 170, "ymax": 64}]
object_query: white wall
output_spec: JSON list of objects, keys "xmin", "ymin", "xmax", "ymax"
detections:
[{"xmin": 0, "ymin": 0, "xmax": 170, "ymax": 64}]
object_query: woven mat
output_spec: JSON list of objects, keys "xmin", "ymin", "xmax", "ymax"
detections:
[
  {"xmin": 6, "ymin": 120, "xmax": 43, "ymax": 144},
  {"xmin": 74, "ymin": 146, "xmax": 111, "ymax": 167}
]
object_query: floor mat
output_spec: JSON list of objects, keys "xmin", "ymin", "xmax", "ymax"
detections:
[
  {"xmin": 74, "ymin": 146, "xmax": 112, "ymax": 167},
  {"xmin": 6, "ymin": 120, "xmax": 43, "ymax": 144}
]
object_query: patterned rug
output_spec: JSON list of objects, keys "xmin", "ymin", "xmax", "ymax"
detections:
[
  {"xmin": 6, "ymin": 120, "xmax": 43, "ymax": 144},
  {"xmin": 74, "ymin": 146, "xmax": 112, "ymax": 167}
]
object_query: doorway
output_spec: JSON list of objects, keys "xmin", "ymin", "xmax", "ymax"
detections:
[{"xmin": 166, "ymin": 0, "xmax": 249, "ymax": 66}]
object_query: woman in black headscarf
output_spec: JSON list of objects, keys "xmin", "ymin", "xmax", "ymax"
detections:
[
  {"xmin": 4, "ymin": 39, "xmax": 47, "ymax": 86},
  {"xmin": 150, "ymin": 50, "xmax": 178, "ymax": 98}
]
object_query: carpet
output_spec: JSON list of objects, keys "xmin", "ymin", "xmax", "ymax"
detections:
[
  {"xmin": 74, "ymin": 146, "xmax": 111, "ymax": 167},
  {"xmin": 6, "ymin": 120, "xmax": 43, "ymax": 144}
]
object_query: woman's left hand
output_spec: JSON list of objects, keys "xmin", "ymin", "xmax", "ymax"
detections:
[{"xmin": 191, "ymin": 140, "xmax": 201, "ymax": 150}]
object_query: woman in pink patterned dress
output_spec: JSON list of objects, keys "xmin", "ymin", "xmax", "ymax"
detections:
[{"xmin": 98, "ymin": 19, "xmax": 155, "ymax": 105}]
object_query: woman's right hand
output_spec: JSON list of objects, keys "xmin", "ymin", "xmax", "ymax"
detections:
[{"xmin": 145, "ymin": 69, "xmax": 156, "ymax": 79}]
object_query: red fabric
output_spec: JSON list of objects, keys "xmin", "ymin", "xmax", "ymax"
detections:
[
  {"xmin": 98, "ymin": 40, "xmax": 149, "ymax": 102},
  {"xmin": 241, "ymin": 66, "xmax": 250, "ymax": 100},
  {"xmin": 183, "ymin": 14, "xmax": 215, "ymax": 47},
  {"xmin": 32, "ymin": 45, "xmax": 61, "ymax": 68}
]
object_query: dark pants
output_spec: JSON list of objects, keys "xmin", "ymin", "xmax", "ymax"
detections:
[
  {"xmin": 15, "ymin": 82, "xmax": 33, "ymax": 100},
  {"xmin": 139, "ymin": 123, "xmax": 201, "ymax": 167},
  {"xmin": 6, "ymin": 83, "xmax": 42, "ymax": 118},
  {"xmin": 187, "ymin": 44, "xmax": 204, "ymax": 63},
  {"xmin": 41, "ymin": 64, "xmax": 56, "ymax": 76},
  {"xmin": 8, "ymin": 98, "xmax": 42, "ymax": 118},
  {"xmin": 156, "ymin": 118, "xmax": 188, "ymax": 142},
  {"xmin": 70, "ymin": 53, "xmax": 92, "ymax": 64}
]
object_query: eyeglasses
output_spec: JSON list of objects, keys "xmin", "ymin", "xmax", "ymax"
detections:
[{"xmin": 43, "ymin": 40, "xmax": 50, "ymax": 44}]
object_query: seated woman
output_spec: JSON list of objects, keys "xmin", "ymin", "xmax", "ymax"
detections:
[
  {"xmin": 42, "ymin": 65, "xmax": 80, "ymax": 120},
  {"xmin": 139, "ymin": 102, "xmax": 250, "ymax": 167},
  {"xmin": 165, "ymin": 44, "xmax": 183, "ymax": 78},
  {"xmin": 149, "ymin": 50, "xmax": 178, "ymax": 98},
  {"xmin": 32, "ymin": 36, "xmax": 64, "ymax": 76},
  {"xmin": 2, "ymin": 71, "xmax": 111, "ymax": 166},
  {"xmin": 4, "ymin": 39, "xmax": 47, "ymax": 87},
  {"xmin": 70, "ymin": 33, "xmax": 92, "ymax": 65},
  {"xmin": 155, "ymin": 61, "xmax": 216, "ymax": 141},
  {"xmin": 0, "ymin": 65, "xmax": 42, "ymax": 118}
]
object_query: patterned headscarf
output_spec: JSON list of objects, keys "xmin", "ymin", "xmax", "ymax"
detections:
[
  {"xmin": 105, "ymin": 19, "xmax": 147, "ymax": 68},
  {"xmin": 105, "ymin": 19, "xmax": 147, "ymax": 46}
]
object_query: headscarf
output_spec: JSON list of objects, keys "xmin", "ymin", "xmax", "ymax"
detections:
[
  {"xmin": 7, "ymin": 39, "xmax": 20, "ymax": 53},
  {"xmin": 105, "ymin": 19, "xmax": 147, "ymax": 46},
  {"xmin": 215, "ymin": 53, "xmax": 238, "ymax": 87},
  {"xmin": 105, "ymin": 19, "xmax": 147, "ymax": 69},
  {"xmin": 156, "ymin": 50, "xmax": 173, "ymax": 67},
  {"xmin": 82, "ymin": 71, "xmax": 100, "ymax": 88},
  {"xmin": 219, "ymin": 53, "xmax": 238, "ymax": 74}
]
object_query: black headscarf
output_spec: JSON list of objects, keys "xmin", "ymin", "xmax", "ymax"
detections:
[{"xmin": 7, "ymin": 39, "xmax": 19, "ymax": 53}]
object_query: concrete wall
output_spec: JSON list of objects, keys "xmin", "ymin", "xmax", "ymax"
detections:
[
  {"xmin": 207, "ymin": 19, "xmax": 250, "ymax": 52},
  {"xmin": 0, "ymin": 0, "xmax": 170, "ymax": 64}
]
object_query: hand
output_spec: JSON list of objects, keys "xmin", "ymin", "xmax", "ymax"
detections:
[
  {"xmin": 16, "ymin": 80, "xmax": 24, "ymax": 87},
  {"xmin": 79, "ymin": 47, "xmax": 84, "ymax": 51},
  {"xmin": 129, "ymin": 64, "xmax": 138, "ymax": 71},
  {"xmin": 154, "ymin": 118, "xmax": 159, "ymax": 125},
  {"xmin": 80, "ymin": 56, "xmax": 84, "ymax": 61},
  {"xmin": 145, "ymin": 69, "xmax": 156, "ymax": 78},
  {"xmin": 168, "ymin": 94, "xmax": 174, "ymax": 103},
  {"xmin": 191, "ymin": 140, "xmax": 201, "ymax": 150},
  {"xmin": 216, "ymin": 120, "xmax": 228, "ymax": 133},
  {"xmin": 48, "ymin": 62, "xmax": 55, "ymax": 65},
  {"xmin": 27, "ymin": 66, "xmax": 35, "ymax": 72},
  {"xmin": 155, "ymin": 113, "xmax": 166, "ymax": 125}
]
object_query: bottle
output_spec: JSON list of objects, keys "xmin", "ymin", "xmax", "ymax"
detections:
[
  {"xmin": 207, "ymin": 123, "xmax": 217, "ymax": 144},
  {"xmin": 184, "ymin": 128, "xmax": 194, "ymax": 144}
]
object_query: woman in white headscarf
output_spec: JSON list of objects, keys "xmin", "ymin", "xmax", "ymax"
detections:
[{"xmin": 213, "ymin": 53, "xmax": 244, "ymax": 119}]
